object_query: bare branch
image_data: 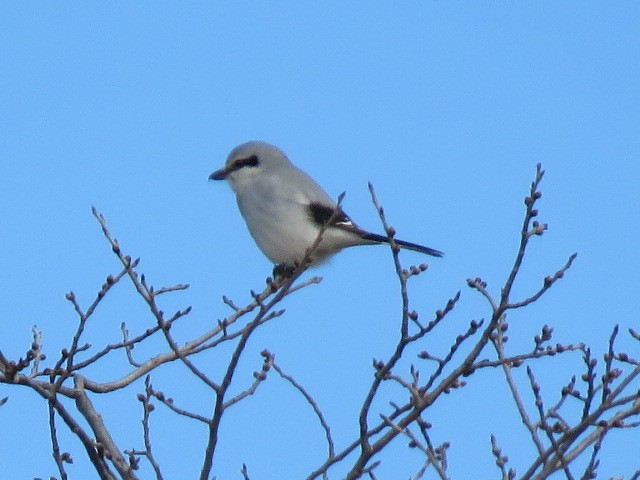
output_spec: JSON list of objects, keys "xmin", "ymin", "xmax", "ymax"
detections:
[
  {"xmin": 273, "ymin": 360, "xmax": 335, "ymax": 458},
  {"xmin": 125, "ymin": 376, "xmax": 164, "ymax": 480},
  {"xmin": 74, "ymin": 375, "xmax": 136, "ymax": 479}
]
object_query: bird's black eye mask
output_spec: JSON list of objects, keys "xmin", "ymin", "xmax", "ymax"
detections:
[{"xmin": 231, "ymin": 154, "xmax": 259, "ymax": 172}]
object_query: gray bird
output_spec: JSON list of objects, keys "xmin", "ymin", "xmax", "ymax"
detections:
[{"xmin": 210, "ymin": 141, "xmax": 442, "ymax": 275}]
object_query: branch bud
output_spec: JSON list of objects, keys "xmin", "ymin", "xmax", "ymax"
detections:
[
  {"xmin": 60, "ymin": 452, "xmax": 73, "ymax": 464},
  {"xmin": 372, "ymin": 359, "xmax": 385, "ymax": 370}
]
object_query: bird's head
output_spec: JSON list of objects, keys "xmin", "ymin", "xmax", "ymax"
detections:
[{"xmin": 209, "ymin": 141, "xmax": 291, "ymax": 192}]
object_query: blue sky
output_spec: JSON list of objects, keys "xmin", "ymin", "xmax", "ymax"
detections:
[{"xmin": 1, "ymin": 4, "xmax": 638, "ymax": 479}]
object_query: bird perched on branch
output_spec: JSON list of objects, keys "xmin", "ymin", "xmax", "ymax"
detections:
[{"xmin": 210, "ymin": 141, "xmax": 442, "ymax": 276}]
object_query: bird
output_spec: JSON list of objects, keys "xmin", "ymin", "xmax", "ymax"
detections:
[{"xmin": 210, "ymin": 141, "xmax": 443, "ymax": 276}]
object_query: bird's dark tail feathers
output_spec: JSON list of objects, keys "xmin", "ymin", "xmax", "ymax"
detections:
[{"xmin": 361, "ymin": 232, "xmax": 444, "ymax": 258}]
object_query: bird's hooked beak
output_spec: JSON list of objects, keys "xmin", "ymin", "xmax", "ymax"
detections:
[{"xmin": 209, "ymin": 166, "xmax": 229, "ymax": 181}]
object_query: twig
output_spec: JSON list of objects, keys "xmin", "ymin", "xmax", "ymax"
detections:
[
  {"xmin": 273, "ymin": 360, "xmax": 335, "ymax": 458},
  {"xmin": 500, "ymin": 163, "xmax": 546, "ymax": 306},
  {"xmin": 126, "ymin": 376, "xmax": 164, "ymax": 479}
]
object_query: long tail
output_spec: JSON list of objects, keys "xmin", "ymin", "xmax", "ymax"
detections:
[{"xmin": 360, "ymin": 232, "xmax": 444, "ymax": 258}]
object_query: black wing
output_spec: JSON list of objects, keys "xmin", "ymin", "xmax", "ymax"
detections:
[{"xmin": 308, "ymin": 202, "xmax": 353, "ymax": 227}]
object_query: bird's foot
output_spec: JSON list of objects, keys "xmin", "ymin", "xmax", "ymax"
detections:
[{"xmin": 272, "ymin": 263, "xmax": 296, "ymax": 280}]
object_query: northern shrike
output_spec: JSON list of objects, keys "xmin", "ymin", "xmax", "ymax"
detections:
[{"xmin": 210, "ymin": 141, "xmax": 442, "ymax": 274}]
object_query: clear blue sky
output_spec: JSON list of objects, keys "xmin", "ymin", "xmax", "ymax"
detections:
[{"xmin": 1, "ymin": 4, "xmax": 638, "ymax": 479}]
